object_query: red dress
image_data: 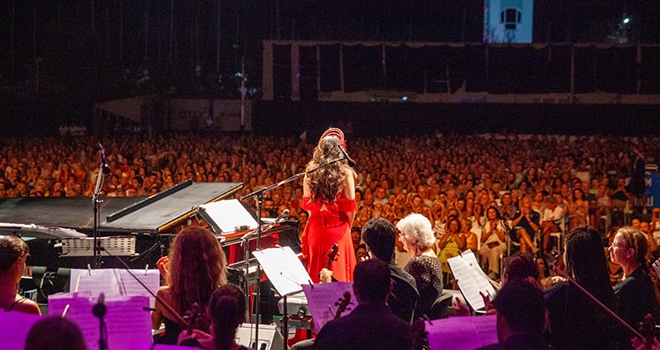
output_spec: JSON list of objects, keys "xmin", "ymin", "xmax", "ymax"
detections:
[{"xmin": 301, "ymin": 193, "xmax": 357, "ymax": 283}]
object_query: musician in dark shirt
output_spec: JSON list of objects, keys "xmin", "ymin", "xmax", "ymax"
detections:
[
  {"xmin": 361, "ymin": 217, "xmax": 420, "ymax": 324},
  {"xmin": 477, "ymin": 280, "xmax": 551, "ymax": 350},
  {"xmin": 314, "ymin": 259, "xmax": 414, "ymax": 350}
]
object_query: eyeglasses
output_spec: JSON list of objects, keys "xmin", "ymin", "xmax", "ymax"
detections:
[{"xmin": 609, "ymin": 242, "xmax": 627, "ymax": 249}]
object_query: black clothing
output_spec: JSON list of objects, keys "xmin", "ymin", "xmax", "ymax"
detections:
[
  {"xmin": 313, "ymin": 303, "xmax": 414, "ymax": 350},
  {"xmin": 404, "ymin": 255, "xmax": 443, "ymax": 320},
  {"xmin": 477, "ymin": 332, "xmax": 553, "ymax": 350},
  {"xmin": 389, "ymin": 263, "xmax": 420, "ymax": 324},
  {"xmin": 544, "ymin": 282, "xmax": 620, "ymax": 350},
  {"xmin": 511, "ymin": 211, "xmax": 540, "ymax": 242},
  {"xmin": 154, "ymin": 317, "xmax": 181, "ymax": 345},
  {"xmin": 614, "ymin": 267, "xmax": 659, "ymax": 328}
]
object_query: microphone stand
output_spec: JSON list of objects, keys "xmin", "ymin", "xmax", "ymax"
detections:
[
  {"xmin": 93, "ymin": 293, "xmax": 108, "ymax": 350},
  {"xmin": 240, "ymin": 155, "xmax": 348, "ymax": 347},
  {"xmin": 92, "ymin": 161, "xmax": 106, "ymax": 269}
]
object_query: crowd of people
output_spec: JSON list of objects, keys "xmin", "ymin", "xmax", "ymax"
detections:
[{"xmin": 1, "ymin": 133, "xmax": 659, "ymax": 275}]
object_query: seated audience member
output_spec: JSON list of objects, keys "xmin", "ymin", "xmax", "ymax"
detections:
[
  {"xmin": 0, "ymin": 235, "xmax": 40, "ymax": 314},
  {"xmin": 436, "ymin": 216, "xmax": 464, "ymax": 274},
  {"xmin": 544, "ymin": 226, "xmax": 620, "ymax": 350},
  {"xmin": 459, "ymin": 217, "xmax": 478, "ymax": 252},
  {"xmin": 479, "ymin": 207, "xmax": 507, "ymax": 280},
  {"xmin": 609, "ymin": 227, "xmax": 660, "ymax": 328},
  {"xmin": 313, "ymin": 259, "xmax": 414, "ymax": 350},
  {"xmin": 476, "ymin": 280, "xmax": 551, "ymax": 350},
  {"xmin": 639, "ymin": 221, "xmax": 658, "ymax": 259},
  {"xmin": 510, "ymin": 197, "xmax": 540, "ymax": 254},
  {"xmin": 25, "ymin": 316, "xmax": 87, "ymax": 350},
  {"xmin": 540, "ymin": 195, "xmax": 563, "ymax": 253},
  {"xmin": 355, "ymin": 243, "xmax": 368, "ymax": 262},
  {"xmin": 152, "ymin": 227, "xmax": 228, "ymax": 344},
  {"xmin": 397, "ymin": 214, "xmax": 443, "ymax": 319},
  {"xmin": 178, "ymin": 284, "xmax": 253, "ymax": 350},
  {"xmin": 361, "ymin": 217, "xmax": 419, "ymax": 324}
]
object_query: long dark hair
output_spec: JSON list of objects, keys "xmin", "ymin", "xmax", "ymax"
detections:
[
  {"xmin": 169, "ymin": 227, "xmax": 227, "ymax": 331},
  {"xmin": 305, "ymin": 135, "xmax": 355, "ymax": 202},
  {"xmin": 210, "ymin": 284, "xmax": 246, "ymax": 350},
  {"xmin": 565, "ymin": 226, "xmax": 616, "ymax": 309}
]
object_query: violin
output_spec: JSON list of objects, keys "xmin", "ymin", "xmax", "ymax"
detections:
[
  {"xmin": 326, "ymin": 243, "xmax": 339, "ymax": 270},
  {"xmin": 184, "ymin": 302, "xmax": 203, "ymax": 336},
  {"xmin": 332, "ymin": 291, "xmax": 351, "ymax": 319}
]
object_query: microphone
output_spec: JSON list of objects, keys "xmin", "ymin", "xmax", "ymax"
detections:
[
  {"xmin": 338, "ymin": 146, "xmax": 356, "ymax": 167},
  {"xmin": 276, "ymin": 209, "xmax": 290, "ymax": 223},
  {"xmin": 93, "ymin": 292, "xmax": 107, "ymax": 318},
  {"xmin": 98, "ymin": 144, "xmax": 111, "ymax": 174}
]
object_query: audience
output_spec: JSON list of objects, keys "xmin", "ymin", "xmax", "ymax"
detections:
[{"xmin": 313, "ymin": 259, "xmax": 414, "ymax": 350}]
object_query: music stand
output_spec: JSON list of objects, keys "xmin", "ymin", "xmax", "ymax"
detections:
[{"xmin": 252, "ymin": 246, "xmax": 312, "ymax": 350}]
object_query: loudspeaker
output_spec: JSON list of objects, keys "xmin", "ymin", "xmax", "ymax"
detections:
[{"xmin": 236, "ymin": 324, "xmax": 286, "ymax": 350}]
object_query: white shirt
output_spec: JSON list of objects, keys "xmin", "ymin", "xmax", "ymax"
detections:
[{"xmin": 542, "ymin": 206, "xmax": 564, "ymax": 224}]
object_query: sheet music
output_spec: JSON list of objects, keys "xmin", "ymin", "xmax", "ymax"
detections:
[
  {"xmin": 0, "ymin": 310, "xmax": 43, "ymax": 350},
  {"xmin": 447, "ymin": 250, "xmax": 496, "ymax": 311},
  {"xmin": 48, "ymin": 294, "xmax": 101, "ymax": 350},
  {"xmin": 301, "ymin": 282, "xmax": 355, "ymax": 332},
  {"xmin": 199, "ymin": 199, "xmax": 258, "ymax": 233},
  {"xmin": 117, "ymin": 269, "xmax": 161, "ymax": 307},
  {"xmin": 69, "ymin": 268, "xmax": 121, "ymax": 297},
  {"xmin": 49, "ymin": 294, "xmax": 152, "ymax": 350},
  {"xmin": 69, "ymin": 268, "xmax": 160, "ymax": 307},
  {"xmin": 461, "ymin": 250, "xmax": 496, "ymax": 298},
  {"xmin": 426, "ymin": 315, "xmax": 497, "ymax": 350},
  {"xmin": 104, "ymin": 296, "xmax": 153, "ymax": 350},
  {"xmin": 252, "ymin": 246, "xmax": 311, "ymax": 296},
  {"xmin": 447, "ymin": 255, "xmax": 485, "ymax": 310}
]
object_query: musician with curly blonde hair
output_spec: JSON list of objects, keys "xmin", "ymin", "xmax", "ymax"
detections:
[{"xmin": 302, "ymin": 128, "xmax": 357, "ymax": 282}]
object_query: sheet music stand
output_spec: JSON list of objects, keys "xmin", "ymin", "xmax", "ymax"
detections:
[{"xmin": 252, "ymin": 246, "xmax": 312, "ymax": 350}]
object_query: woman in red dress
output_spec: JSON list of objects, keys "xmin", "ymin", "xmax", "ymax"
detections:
[{"xmin": 301, "ymin": 128, "xmax": 357, "ymax": 283}]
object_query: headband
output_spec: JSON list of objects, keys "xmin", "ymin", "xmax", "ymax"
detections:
[{"xmin": 318, "ymin": 128, "xmax": 347, "ymax": 149}]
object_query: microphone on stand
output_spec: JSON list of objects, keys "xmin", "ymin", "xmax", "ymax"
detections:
[
  {"xmin": 93, "ymin": 292, "xmax": 107, "ymax": 318},
  {"xmin": 275, "ymin": 209, "xmax": 290, "ymax": 223},
  {"xmin": 98, "ymin": 144, "xmax": 111, "ymax": 175},
  {"xmin": 338, "ymin": 145, "xmax": 356, "ymax": 167}
]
